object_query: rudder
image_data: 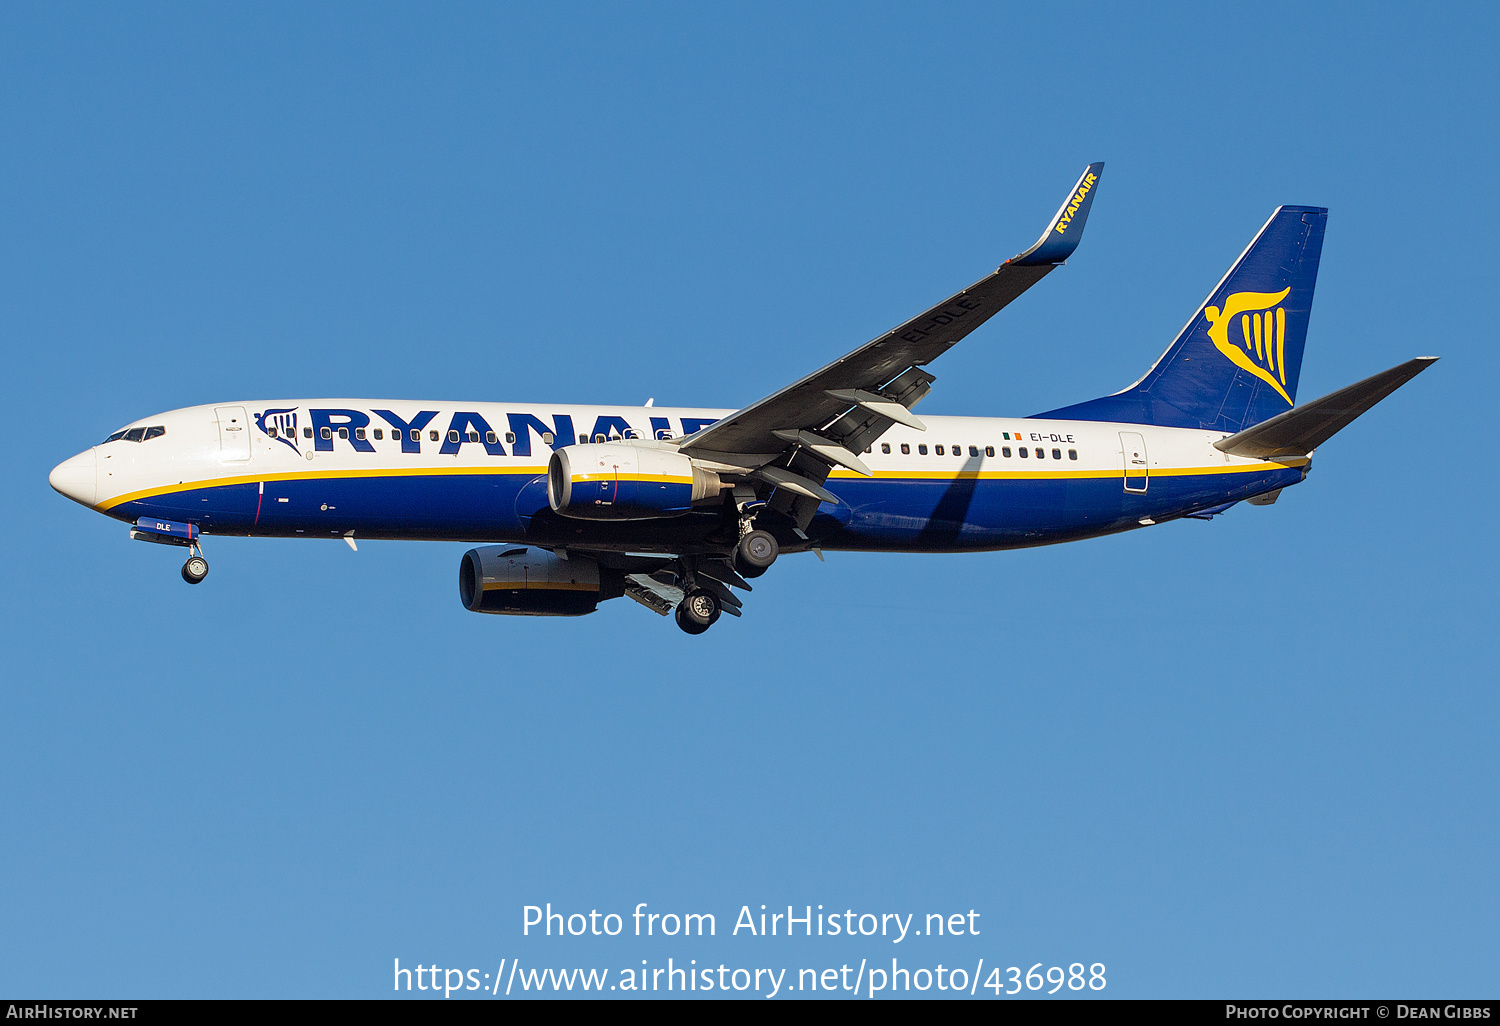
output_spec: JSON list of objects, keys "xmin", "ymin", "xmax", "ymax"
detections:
[{"xmin": 1037, "ymin": 206, "xmax": 1327, "ymax": 432}]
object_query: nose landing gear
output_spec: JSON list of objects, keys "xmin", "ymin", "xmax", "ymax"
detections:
[
  {"xmin": 129, "ymin": 517, "xmax": 210, "ymax": 584},
  {"xmin": 181, "ymin": 552, "xmax": 209, "ymax": 585}
]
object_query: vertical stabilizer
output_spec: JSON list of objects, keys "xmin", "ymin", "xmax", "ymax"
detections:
[{"xmin": 1037, "ymin": 206, "xmax": 1327, "ymax": 432}]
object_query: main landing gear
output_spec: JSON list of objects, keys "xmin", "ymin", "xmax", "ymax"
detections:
[
  {"xmin": 675, "ymin": 589, "xmax": 721, "ymax": 635},
  {"xmin": 734, "ymin": 529, "xmax": 778, "ymax": 579},
  {"xmin": 669, "ymin": 531, "xmax": 778, "ymax": 635}
]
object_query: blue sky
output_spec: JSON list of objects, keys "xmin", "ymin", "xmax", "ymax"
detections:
[{"xmin": 2, "ymin": 2, "xmax": 1495, "ymax": 999}]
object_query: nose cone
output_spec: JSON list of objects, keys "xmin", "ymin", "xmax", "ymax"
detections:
[{"xmin": 50, "ymin": 449, "xmax": 97, "ymax": 507}]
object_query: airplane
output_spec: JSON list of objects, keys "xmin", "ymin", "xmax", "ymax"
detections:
[{"xmin": 49, "ymin": 162, "xmax": 1436, "ymax": 635}]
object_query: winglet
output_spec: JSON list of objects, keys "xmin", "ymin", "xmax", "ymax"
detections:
[{"xmin": 1007, "ymin": 161, "xmax": 1105, "ymax": 266}]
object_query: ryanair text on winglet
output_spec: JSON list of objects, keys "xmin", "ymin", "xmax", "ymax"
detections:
[{"xmin": 1054, "ymin": 172, "xmax": 1098, "ymax": 235}]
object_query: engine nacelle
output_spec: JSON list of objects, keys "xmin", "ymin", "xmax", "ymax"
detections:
[
  {"xmin": 459, "ymin": 545, "xmax": 619, "ymax": 616},
  {"xmin": 548, "ymin": 443, "xmax": 721, "ymax": 520}
]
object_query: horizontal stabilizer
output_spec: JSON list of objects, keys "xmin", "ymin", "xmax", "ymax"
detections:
[{"xmin": 1215, "ymin": 357, "xmax": 1437, "ymax": 459}]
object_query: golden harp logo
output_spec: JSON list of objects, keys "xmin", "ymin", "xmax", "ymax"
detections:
[{"xmin": 1204, "ymin": 288, "xmax": 1293, "ymax": 405}]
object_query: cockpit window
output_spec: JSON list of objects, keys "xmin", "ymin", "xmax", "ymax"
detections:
[{"xmin": 105, "ymin": 425, "xmax": 165, "ymax": 442}]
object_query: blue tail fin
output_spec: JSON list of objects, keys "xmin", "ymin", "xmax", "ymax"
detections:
[{"xmin": 1036, "ymin": 206, "xmax": 1327, "ymax": 432}]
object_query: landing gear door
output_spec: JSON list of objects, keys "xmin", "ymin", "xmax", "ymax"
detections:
[
  {"xmin": 216, "ymin": 406, "xmax": 250, "ymax": 461},
  {"xmin": 1120, "ymin": 431, "xmax": 1148, "ymax": 493}
]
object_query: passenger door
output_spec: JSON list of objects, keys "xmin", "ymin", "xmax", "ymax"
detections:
[
  {"xmin": 1119, "ymin": 431, "xmax": 1148, "ymax": 493},
  {"xmin": 216, "ymin": 406, "xmax": 250, "ymax": 461}
]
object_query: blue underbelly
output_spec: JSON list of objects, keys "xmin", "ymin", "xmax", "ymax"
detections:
[
  {"xmin": 109, "ymin": 465, "xmax": 1305, "ymax": 549},
  {"xmin": 819, "ymin": 466, "xmax": 1301, "ymax": 549}
]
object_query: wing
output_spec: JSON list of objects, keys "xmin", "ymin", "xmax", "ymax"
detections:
[{"xmin": 680, "ymin": 162, "xmax": 1104, "ymax": 526}]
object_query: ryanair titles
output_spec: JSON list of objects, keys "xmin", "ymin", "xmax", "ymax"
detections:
[
  {"xmin": 253, "ymin": 408, "xmax": 720, "ymax": 459},
  {"xmin": 1053, "ymin": 171, "xmax": 1098, "ymax": 236}
]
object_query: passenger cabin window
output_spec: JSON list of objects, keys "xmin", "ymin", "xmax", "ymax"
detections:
[
  {"xmin": 372, "ymin": 428, "xmax": 383, "ymax": 440},
  {"xmin": 541, "ymin": 432, "xmax": 554, "ymax": 444},
  {"xmin": 267, "ymin": 427, "xmax": 278, "ymax": 438},
  {"xmin": 935, "ymin": 445, "xmax": 944, "ymax": 455},
  {"xmin": 1001, "ymin": 446, "xmax": 1011, "ymax": 457},
  {"xmin": 429, "ymin": 430, "xmax": 440, "ymax": 442},
  {"xmin": 411, "ymin": 429, "xmax": 420, "ymax": 442},
  {"xmin": 900, "ymin": 443, "xmax": 910, "ymax": 455},
  {"xmin": 881, "ymin": 443, "xmax": 891, "ymax": 454},
  {"xmin": 1052, "ymin": 448, "xmax": 1062, "ymax": 460},
  {"xmin": 985, "ymin": 446, "xmax": 995, "ymax": 457},
  {"xmin": 1035, "ymin": 448, "xmax": 1044, "ymax": 459},
  {"xmin": 303, "ymin": 427, "xmax": 313, "ymax": 439},
  {"xmin": 468, "ymin": 431, "xmax": 480, "ymax": 443},
  {"xmin": 320, "ymin": 427, "xmax": 332, "ymax": 440},
  {"xmin": 1068, "ymin": 449, "xmax": 1078, "ymax": 460},
  {"xmin": 504, "ymin": 432, "xmax": 516, "ymax": 444},
  {"xmin": 953, "ymin": 445, "xmax": 962, "ymax": 457},
  {"xmin": 355, "ymin": 428, "xmax": 366, "ymax": 440},
  {"xmin": 579, "ymin": 434, "xmax": 589, "ymax": 444},
  {"xmin": 449, "ymin": 430, "xmax": 460, "ymax": 443},
  {"xmin": 1017, "ymin": 446, "xmax": 1027, "ymax": 458},
  {"xmin": 918, "ymin": 444, "xmax": 928, "ymax": 455},
  {"xmin": 970, "ymin": 445, "xmax": 980, "ymax": 457},
  {"xmin": 594, "ymin": 434, "xmax": 607, "ymax": 443},
  {"xmin": 338, "ymin": 427, "xmax": 348, "ymax": 439},
  {"xmin": 865, "ymin": 446, "xmax": 872, "ymax": 454},
  {"xmin": 486, "ymin": 432, "xmax": 498, "ymax": 444}
]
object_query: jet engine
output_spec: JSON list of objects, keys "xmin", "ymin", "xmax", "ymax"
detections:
[
  {"xmin": 459, "ymin": 545, "xmax": 622, "ymax": 616},
  {"xmin": 547, "ymin": 443, "xmax": 722, "ymax": 520}
]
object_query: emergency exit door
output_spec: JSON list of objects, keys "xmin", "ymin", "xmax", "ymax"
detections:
[{"xmin": 1119, "ymin": 431, "xmax": 1148, "ymax": 492}]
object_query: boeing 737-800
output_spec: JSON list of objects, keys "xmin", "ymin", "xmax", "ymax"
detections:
[{"xmin": 49, "ymin": 163, "xmax": 1435, "ymax": 634}]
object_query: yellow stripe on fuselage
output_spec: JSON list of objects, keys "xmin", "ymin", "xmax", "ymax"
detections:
[{"xmin": 826, "ymin": 458, "xmax": 1307, "ymax": 481}]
